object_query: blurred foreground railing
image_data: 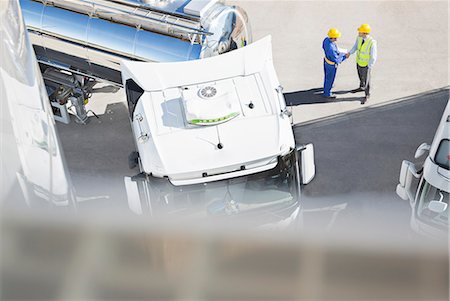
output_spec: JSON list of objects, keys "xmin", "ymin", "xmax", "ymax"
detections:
[{"xmin": 1, "ymin": 211, "xmax": 448, "ymax": 301}]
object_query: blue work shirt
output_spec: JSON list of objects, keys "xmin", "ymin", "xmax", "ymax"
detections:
[{"xmin": 322, "ymin": 37, "xmax": 346, "ymax": 64}]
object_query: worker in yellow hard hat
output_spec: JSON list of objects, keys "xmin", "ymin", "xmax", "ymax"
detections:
[
  {"xmin": 346, "ymin": 23, "xmax": 377, "ymax": 104},
  {"xmin": 322, "ymin": 28, "xmax": 348, "ymax": 99}
]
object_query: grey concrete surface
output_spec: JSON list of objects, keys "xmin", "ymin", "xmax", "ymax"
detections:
[{"xmin": 231, "ymin": 0, "xmax": 449, "ymax": 124}]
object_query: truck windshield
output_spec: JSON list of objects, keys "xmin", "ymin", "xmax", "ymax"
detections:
[
  {"xmin": 434, "ymin": 139, "xmax": 449, "ymax": 170},
  {"xmin": 145, "ymin": 150, "xmax": 300, "ymax": 218},
  {"xmin": 416, "ymin": 180, "xmax": 449, "ymax": 228}
]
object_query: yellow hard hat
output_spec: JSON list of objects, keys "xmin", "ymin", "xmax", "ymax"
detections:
[
  {"xmin": 328, "ymin": 28, "xmax": 341, "ymax": 39},
  {"xmin": 358, "ymin": 24, "xmax": 372, "ymax": 34}
]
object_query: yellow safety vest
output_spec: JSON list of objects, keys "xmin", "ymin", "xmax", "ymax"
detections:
[{"xmin": 356, "ymin": 37, "xmax": 374, "ymax": 67}]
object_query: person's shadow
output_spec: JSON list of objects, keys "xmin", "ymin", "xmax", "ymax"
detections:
[{"xmin": 284, "ymin": 88, "xmax": 364, "ymax": 106}]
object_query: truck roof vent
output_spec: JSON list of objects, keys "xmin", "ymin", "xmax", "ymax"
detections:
[{"xmin": 199, "ymin": 86, "xmax": 217, "ymax": 99}]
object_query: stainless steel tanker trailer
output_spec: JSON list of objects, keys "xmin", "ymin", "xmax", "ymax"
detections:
[{"xmin": 20, "ymin": 0, "xmax": 252, "ymax": 123}]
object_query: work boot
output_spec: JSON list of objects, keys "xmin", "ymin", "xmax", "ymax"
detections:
[
  {"xmin": 323, "ymin": 94, "xmax": 337, "ymax": 99},
  {"xmin": 360, "ymin": 95, "xmax": 370, "ymax": 105},
  {"xmin": 351, "ymin": 87, "xmax": 364, "ymax": 93}
]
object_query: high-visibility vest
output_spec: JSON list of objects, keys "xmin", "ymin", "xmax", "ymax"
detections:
[{"xmin": 356, "ymin": 36, "xmax": 374, "ymax": 67}]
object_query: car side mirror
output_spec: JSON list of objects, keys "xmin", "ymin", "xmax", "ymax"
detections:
[
  {"xmin": 414, "ymin": 143, "xmax": 430, "ymax": 159},
  {"xmin": 297, "ymin": 143, "xmax": 316, "ymax": 185}
]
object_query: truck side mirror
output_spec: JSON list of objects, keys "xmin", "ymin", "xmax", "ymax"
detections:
[
  {"xmin": 124, "ymin": 176, "xmax": 143, "ymax": 215},
  {"xmin": 414, "ymin": 143, "xmax": 431, "ymax": 159},
  {"xmin": 428, "ymin": 200, "xmax": 448, "ymax": 213},
  {"xmin": 297, "ymin": 143, "xmax": 316, "ymax": 185},
  {"xmin": 396, "ymin": 160, "xmax": 421, "ymax": 201}
]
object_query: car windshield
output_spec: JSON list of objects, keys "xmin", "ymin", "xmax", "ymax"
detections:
[
  {"xmin": 416, "ymin": 180, "xmax": 449, "ymax": 228},
  {"xmin": 145, "ymin": 150, "xmax": 300, "ymax": 217}
]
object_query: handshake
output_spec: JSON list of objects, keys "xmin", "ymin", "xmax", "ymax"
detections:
[{"xmin": 345, "ymin": 53, "xmax": 351, "ymax": 59}]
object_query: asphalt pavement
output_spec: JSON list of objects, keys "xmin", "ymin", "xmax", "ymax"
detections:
[
  {"xmin": 56, "ymin": 100, "xmax": 135, "ymax": 212},
  {"xmin": 295, "ymin": 88, "xmax": 449, "ymax": 233},
  {"xmin": 56, "ymin": 86, "xmax": 449, "ymax": 232}
]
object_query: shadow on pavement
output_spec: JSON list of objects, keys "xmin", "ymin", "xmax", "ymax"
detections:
[
  {"xmin": 284, "ymin": 88, "xmax": 363, "ymax": 106},
  {"xmin": 333, "ymin": 89, "xmax": 355, "ymax": 95}
]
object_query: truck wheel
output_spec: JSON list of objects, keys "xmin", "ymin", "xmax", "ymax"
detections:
[{"xmin": 128, "ymin": 151, "xmax": 139, "ymax": 169}]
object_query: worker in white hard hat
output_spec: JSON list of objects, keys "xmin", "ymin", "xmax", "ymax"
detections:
[{"xmin": 346, "ymin": 23, "xmax": 377, "ymax": 104}]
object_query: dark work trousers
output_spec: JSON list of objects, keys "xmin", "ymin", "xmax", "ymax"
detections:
[{"xmin": 357, "ymin": 64, "xmax": 371, "ymax": 96}]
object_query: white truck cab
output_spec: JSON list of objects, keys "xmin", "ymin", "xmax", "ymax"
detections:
[
  {"xmin": 396, "ymin": 100, "xmax": 449, "ymax": 237},
  {"xmin": 121, "ymin": 37, "xmax": 315, "ymax": 222}
]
